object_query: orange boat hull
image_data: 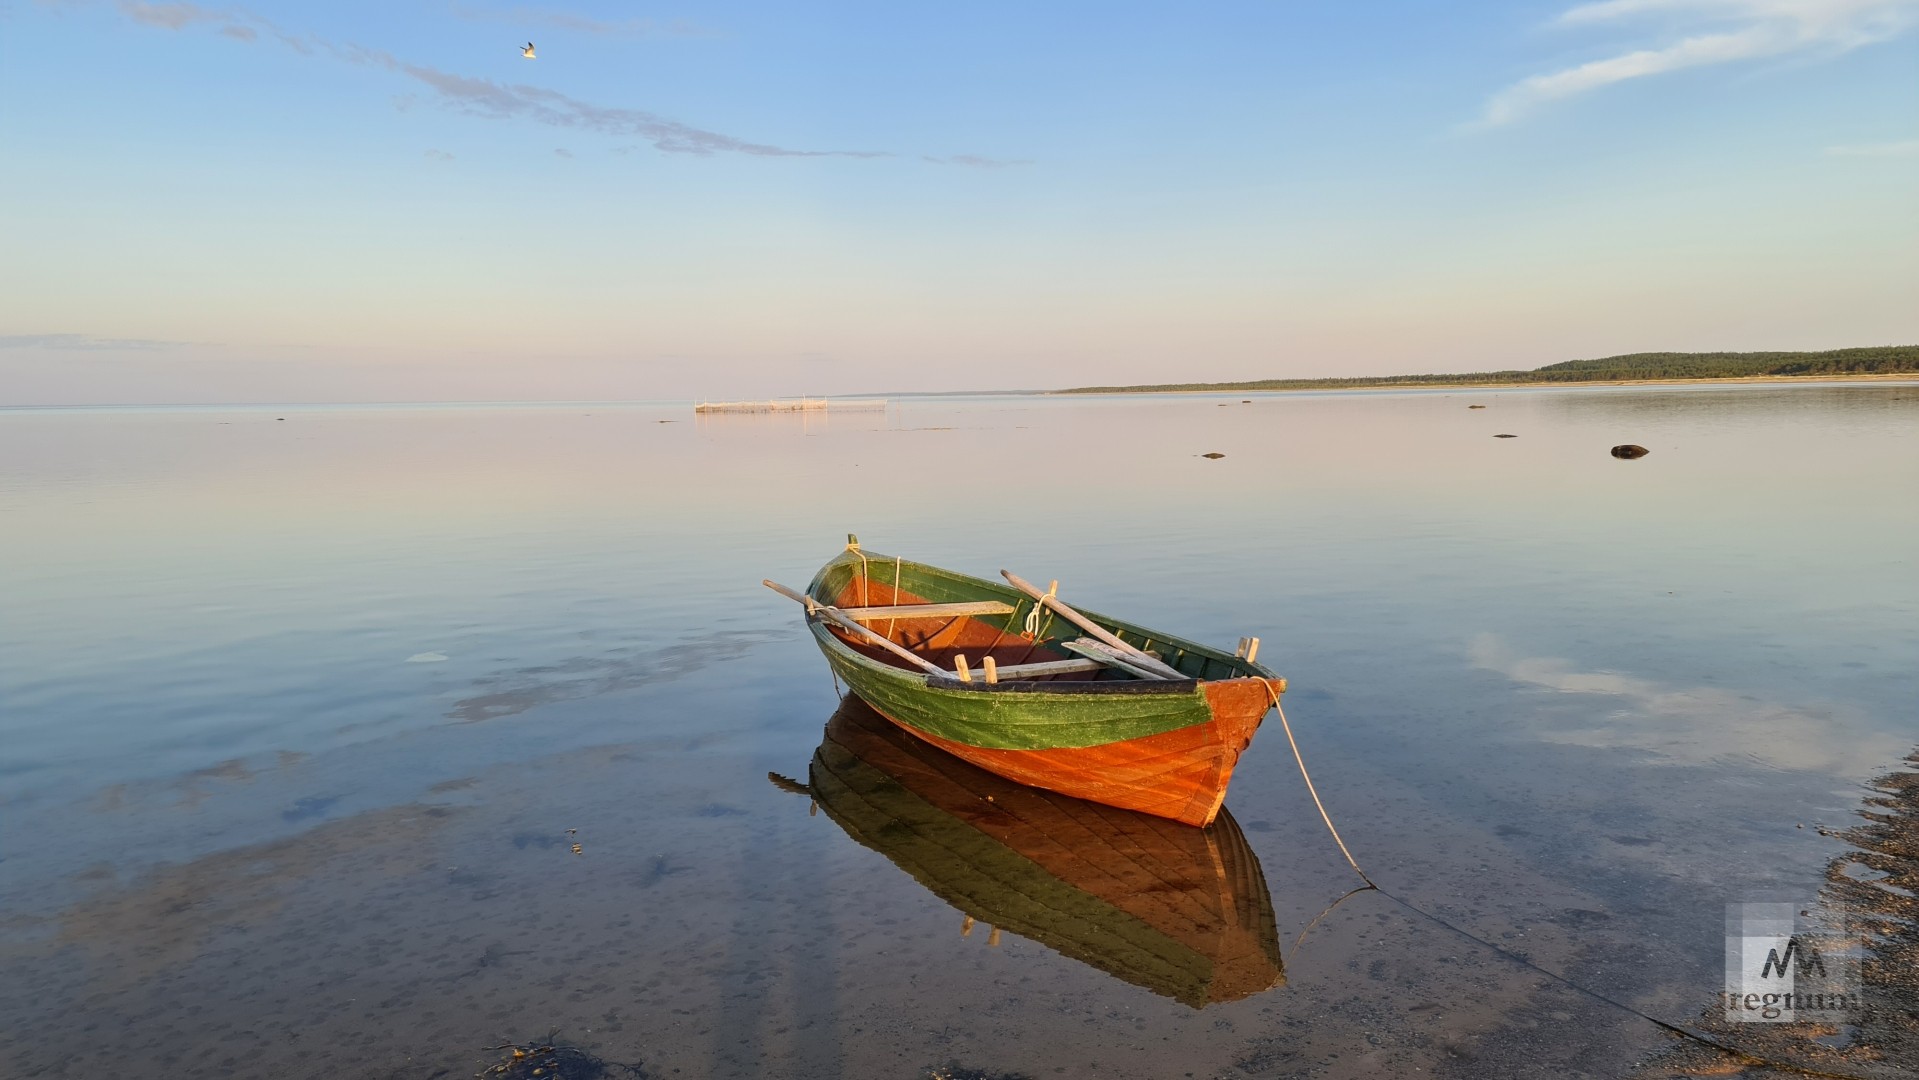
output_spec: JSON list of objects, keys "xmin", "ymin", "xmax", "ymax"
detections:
[{"xmin": 862, "ymin": 677, "xmax": 1272, "ymax": 827}]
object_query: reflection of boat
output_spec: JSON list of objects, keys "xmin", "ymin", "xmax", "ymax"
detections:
[
  {"xmin": 799, "ymin": 696, "xmax": 1285, "ymax": 1008},
  {"xmin": 766, "ymin": 540, "xmax": 1286, "ymax": 826}
]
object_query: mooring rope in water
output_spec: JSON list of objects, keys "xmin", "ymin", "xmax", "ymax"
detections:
[
  {"xmin": 1286, "ymin": 883, "xmax": 1374, "ymax": 961},
  {"xmin": 1259, "ymin": 684, "xmax": 1876, "ymax": 1080},
  {"xmin": 1372, "ymin": 885, "xmax": 1877, "ymax": 1080},
  {"xmin": 1264, "ymin": 683, "xmax": 1375, "ymax": 888}
]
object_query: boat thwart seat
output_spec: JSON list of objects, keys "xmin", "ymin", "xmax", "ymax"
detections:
[{"xmin": 837, "ymin": 601, "xmax": 1016, "ymax": 621}]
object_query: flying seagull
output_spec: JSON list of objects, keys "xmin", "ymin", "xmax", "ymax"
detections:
[{"xmin": 521, "ymin": 42, "xmax": 536, "ymax": 59}]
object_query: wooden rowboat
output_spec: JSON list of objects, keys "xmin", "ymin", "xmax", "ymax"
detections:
[
  {"xmin": 766, "ymin": 538, "xmax": 1286, "ymax": 827},
  {"xmin": 789, "ymin": 695, "xmax": 1285, "ymax": 1007}
]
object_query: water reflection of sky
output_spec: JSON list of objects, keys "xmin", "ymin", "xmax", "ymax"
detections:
[{"xmin": 2, "ymin": 384, "xmax": 1915, "ymax": 1077}]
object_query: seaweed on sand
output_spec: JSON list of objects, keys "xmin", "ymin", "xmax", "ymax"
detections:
[
  {"xmin": 1639, "ymin": 750, "xmax": 1919, "ymax": 1078},
  {"xmin": 477, "ymin": 1034, "xmax": 647, "ymax": 1079},
  {"xmin": 921, "ymin": 1065, "xmax": 1034, "ymax": 1080}
]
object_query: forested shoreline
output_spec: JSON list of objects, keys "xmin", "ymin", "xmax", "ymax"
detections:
[{"xmin": 1054, "ymin": 346, "xmax": 1919, "ymax": 394}]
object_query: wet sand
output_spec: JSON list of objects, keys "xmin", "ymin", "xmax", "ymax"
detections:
[{"xmin": 1636, "ymin": 750, "xmax": 1919, "ymax": 1079}]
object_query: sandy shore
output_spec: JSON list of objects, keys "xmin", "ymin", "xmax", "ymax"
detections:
[{"xmin": 1636, "ymin": 750, "xmax": 1919, "ymax": 1079}]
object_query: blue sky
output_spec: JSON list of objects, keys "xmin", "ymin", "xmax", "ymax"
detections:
[{"xmin": 3, "ymin": 0, "xmax": 1915, "ymax": 403}]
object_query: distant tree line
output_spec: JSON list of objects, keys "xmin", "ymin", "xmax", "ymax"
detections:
[{"xmin": 1054, "ymin": 346, "xmax": 1919, "ymax": 394}]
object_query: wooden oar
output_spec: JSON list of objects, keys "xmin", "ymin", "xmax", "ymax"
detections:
[
  {"xmin": 999, "ymin": 570, "xmax": 1186, "ymax": 680},
  {"xmin": 1059, "ymin": 637, "xmax": 1173, "ymax": 682},
  {"xmin": 763, "ymin": 580, "xmax": 947, "ymax": 677}
]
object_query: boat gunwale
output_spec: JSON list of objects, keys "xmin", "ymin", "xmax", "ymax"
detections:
[
  {"xmin": 803, "ymin": 548, "xmax": 1282, "ymax": 693},
  {"xmin": 922, "ymin": 674, "xmax": 1202, "ymax": 695}
]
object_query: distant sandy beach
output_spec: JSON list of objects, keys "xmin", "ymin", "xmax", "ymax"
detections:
[{"xmin": 1053, "ymin": 372, "xmax": 1919, "ymax": 396}]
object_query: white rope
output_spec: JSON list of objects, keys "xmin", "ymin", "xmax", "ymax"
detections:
[
  {"xmin": 885, "ymin": 555, "xmax": 902, "ymax": 642},
  {"xmin": 1264, "ymin": 682, "xmax": 1374, "ymax": 888},
  {"xmin": 1022, "ymin": 582, "xmax": 1059, "ymax": 639}
]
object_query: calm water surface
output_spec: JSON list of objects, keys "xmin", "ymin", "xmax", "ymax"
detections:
[{"xmin": 2, "ymin": 385, "xmax": 1916, "ymax": 1078}]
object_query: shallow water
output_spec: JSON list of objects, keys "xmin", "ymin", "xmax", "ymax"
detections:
[{"xmin": 2, "ymin": 384, "xmax": 1916, "ymax": 1078}]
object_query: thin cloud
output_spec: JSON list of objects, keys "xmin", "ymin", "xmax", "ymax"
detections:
[
  {"xmin": 1824, "ymin": 137, "xmax": 1919, "ymax": 157},
  {"xmin": 117, "ymin": 1, "xmax": 217, "ymax": 29},
  {"xmin": 423, "ymin": 148, "xmax": 456, "ymax": 161},
  {"xmin": 348, "ymin": 46, "xmax": 889, "ymax": 158},
  {"xmin": 0, "ymin": 334, "xmax": 192, "ymax": 350},
  {"xmin": 116, "ymin": 0, "xmax": 316, "ymax": 52},
  {"xmin": 108, "ymin": 2, "xmax": 893, "ymax": 160},
  {"xmin": 448, "ymin": 3, "xmax": 714, "ymax": 39},
  {"xmin": 118, "ymin": 0, "xmax": 273, "ymax": 43},
  {"xmin": 1480, "ymin": 0, "xmax": 1919, "ymax": 126}
]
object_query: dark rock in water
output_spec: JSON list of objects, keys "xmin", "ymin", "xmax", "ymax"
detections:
[
  {"xmin": 924, "ymin": 1064, "xmax": 1035, "ymax": 1080},
  {"xmin": 1611, "ymin": 444, "xmax": 1650, "ymax": 459},
  {"xmin": 1493, "ymin": 433, "xmax": 1517, "ymax": 439},
  {"xmin": 1201, "ymin": 452, "xmax": 1225, "ymax": 459},
  {"xmin": 479, "ymin": 1036, "xmax": 648, "ymax": 1078},
  {"xmin": 1242, "ymin": 399, "xmax": 1252, "ymax": 403},
  {"xmin": 1468, "ymin": 404, "xmax": 1486, "ymax": 409},
  {"xmin": 280, "ymin": 794, "xmax": 341, "ymax": 822}
]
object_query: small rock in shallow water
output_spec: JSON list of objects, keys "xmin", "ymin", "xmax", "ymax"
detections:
[
  {"xmin": 1201, "ymin": 452, "xmax": 1225, "ymax": 459},
  {"xmin": 478, "ymin": 1038, "xmax": 645, "ymax": 1079},
  {"xmin": 1468, "ymin": 404, "xmax": 1486, "ymax": 409},
  {"xmin": 1611, "ymin": 444, "xmax": 1650, "ymax": 459},
  {"xmin": 1493, "ymin": 433, "xmax": 1517, "ymax": 439}
]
